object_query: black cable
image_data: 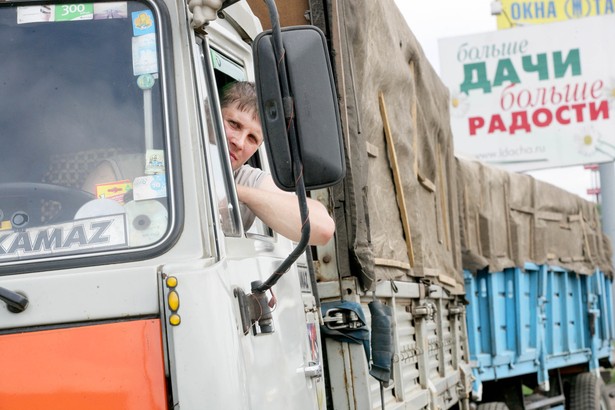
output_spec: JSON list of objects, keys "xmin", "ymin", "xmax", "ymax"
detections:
[{"xmin": 255, "ymin": 0, "xmax": 312, "ymax": 292}]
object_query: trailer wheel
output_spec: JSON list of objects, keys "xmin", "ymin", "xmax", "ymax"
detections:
[
  {"xmin": 568, "ymin": 372, "xmax": 610, "ymax": 410},
  {"xmin": 477, "ymin": 403, "xmax": 509, "ymax": 410}
]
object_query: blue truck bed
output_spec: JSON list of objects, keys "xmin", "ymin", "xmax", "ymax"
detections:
[{"xmin": 465, "ymin": 263, "xmax": 615, "ymax": 395}]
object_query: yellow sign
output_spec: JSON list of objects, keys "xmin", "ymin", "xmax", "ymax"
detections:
[{"xmin": 497, "ymin": 0, "xmax": 614, "ymax": 29}]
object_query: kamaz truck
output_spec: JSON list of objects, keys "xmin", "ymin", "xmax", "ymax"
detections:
[{"xmin": 0, "ymin": 0, "xmax": 612, "ymax": 409}]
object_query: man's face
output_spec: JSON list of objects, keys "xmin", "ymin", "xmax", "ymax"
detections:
[{"xmin": 222, "ymin": 103, "xmax": 263, "ymax": 171}]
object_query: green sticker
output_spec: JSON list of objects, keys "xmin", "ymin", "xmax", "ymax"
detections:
[
  {"xmin": 55, "ymin": 3, "xmax": 94, "ymax": 21},
  {"xmin": 137, "ymin": 74, "xmax": 156, "ymax": 90}
]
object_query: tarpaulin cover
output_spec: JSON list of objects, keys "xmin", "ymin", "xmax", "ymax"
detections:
[
  {"xmin": 457, "ymin": 157, "xmax": 613, "ymax": 276},
  {"xmin": 246, "ymin": 0, "xmax": 612, "ymax": 288},
  {"xmin": 327, "ymin": 0, "xmax": 462, "ymax": 292}
]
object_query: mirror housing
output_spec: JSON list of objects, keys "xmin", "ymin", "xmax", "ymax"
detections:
[{"xmin": 253, "ymin": 26, "xmax": 345, "ymax": 191}]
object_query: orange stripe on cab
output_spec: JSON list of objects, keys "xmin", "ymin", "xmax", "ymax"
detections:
[{"xmin": 0, "ymin": 319, "xmax": 168, "ymax": 410}]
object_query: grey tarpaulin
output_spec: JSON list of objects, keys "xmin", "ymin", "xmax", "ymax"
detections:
[
  {"xmin": 326, "ymin": 0, "xmax": 462, "ymax": 293},
  {"xmin": 246, "ymin": 0, "xmax": 463, "ymax": 292},
  {"xmin": 457, "ymin": 157, "xmax": 613, "ymax": 277},
  {"xmin": 245, "ymin": 0, "xmax": 612, "ymax": 287}
]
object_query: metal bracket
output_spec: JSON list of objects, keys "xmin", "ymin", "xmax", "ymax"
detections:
[
  {"xmin": 412, "ymin": 302, "xmax": 437, "ymax": 320},
  {"xmin": 322, "ymin": 307, "xmax": 365, "ymax": 330},
  {"xmin": 448, "ymin": 304, "xmax": 465, "ymax": 317},
  {"xmin": 234, "ymin": 281, "xmax": 274, "ymax": 336}
]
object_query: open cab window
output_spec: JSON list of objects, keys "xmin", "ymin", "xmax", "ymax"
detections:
[
  {"xmin": 0, "ymin": 1, "xmax": 174, "ymax": 265},
  {"xmin": 203, "ymin": 43, "xmax": 273, "ymax": 239}
]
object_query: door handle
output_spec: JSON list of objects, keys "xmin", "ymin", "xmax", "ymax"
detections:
[{"xmin": 0, "ymin": 287, "xmax": 29, "ymax": 313}]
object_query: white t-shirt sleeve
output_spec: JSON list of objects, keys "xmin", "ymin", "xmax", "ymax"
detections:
[{"xmin": 234, "ymin": 164, "xmax": 268, "ymax": 231}]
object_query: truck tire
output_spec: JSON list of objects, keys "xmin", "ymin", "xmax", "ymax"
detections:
[
  {"xmin": 477, "ymin": 403, "xmax": 509, "ymax": 410},
  {"xmin": 568, "ymin": 372, "xmax": 610, "ymax": 410}
]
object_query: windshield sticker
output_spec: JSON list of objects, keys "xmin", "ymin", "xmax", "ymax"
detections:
[
  {"xmin": 132, "ymin": 33, "xmax": 158, "ymax": 75},
  {"xmin": 17, "ymin": 5, "xmax": 54, "ymax": 24},
  {"xmin": 125, "ymin": 200, "xmax": 168, "ymax": 246},
  {"xmin": 132, "ymin": 10, "xmax": 155, "ymax": 36},
  {"xmin": 95, "ymin": 179, "xmax": 133, "ymax": 204},
  {"xmin": 18, "ymin": 4, "xmax": 96, "ymax": 24},
  {"xmin": 0, "ymin": 214, "xmax": 127, "ymax": 261},
  {"xmin": 18, "ymin": 2, "xmax": 127, "ymax": 23},
  {"xmin": 133, "ymin": 174, "xmax": 167, "ymax": 201},
  {"xmin": 144, "ymin": 149, "xmax": 165, "ymax": 174},
  {"xmin": 55, "ymin": 4, "xmax": 94, "ymax": 21},
  {"xmin": 137, "ymin": 73, "xmax": 156, "ymax": 90},
  {"xmin": 93, "ymin": 2, "xmax": 127, "ymax": 19}
]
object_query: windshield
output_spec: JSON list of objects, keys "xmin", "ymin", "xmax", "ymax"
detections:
[{"xmin": 0, "ymin": 1, "xmax": 170, "ymax": 263}]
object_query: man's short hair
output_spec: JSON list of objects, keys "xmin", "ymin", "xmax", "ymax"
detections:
[{"xmin": 221, "ymin": 81, "xmax": 258, "ymax": 119}]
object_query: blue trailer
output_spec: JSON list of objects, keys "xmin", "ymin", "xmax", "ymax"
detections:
[{"xmin": 465, "ymin": 264, "xmax": 615, "ymax": 409}]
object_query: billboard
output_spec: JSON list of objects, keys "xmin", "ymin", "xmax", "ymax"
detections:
[
  {"xmin": 439, "ymin": 14, "xmax": 615, "ymax": 172},
  {"xmin": 496, "ymin": 0, "xmax": 614, "ymax": 29}
]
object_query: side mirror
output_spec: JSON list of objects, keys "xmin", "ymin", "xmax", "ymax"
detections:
[{"xmin": 253, "ymin": 26, "xmax": 345, "ymax": 191}]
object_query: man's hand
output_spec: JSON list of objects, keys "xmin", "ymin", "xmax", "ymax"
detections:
[{"xmin": 236, "ymin": 176, "xmax": 335, "ymax": 246}]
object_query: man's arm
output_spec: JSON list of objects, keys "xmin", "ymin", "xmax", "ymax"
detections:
[{"xmin": 236, "ymin": 175, "xmax": 335, "ymax": 246}]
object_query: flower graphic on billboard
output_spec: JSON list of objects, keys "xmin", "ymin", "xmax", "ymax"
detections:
[
  {"xmin": 576, "ymin": 127, "xmax": 615, "ymax": 159},
  {"xmin": 577, "ymin": 127, "xmax": 600, "ymax": 156},
  {"xmin": 450, "ymin": 90, "xmax": 470, "ymax": 118},
  {"xmin": 607, "ymin": 78, "xmax": 615, "ymax": 111}
]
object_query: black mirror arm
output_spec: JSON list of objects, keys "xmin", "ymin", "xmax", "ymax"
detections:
[{"xmin": 254, "ymin": 0, "xmax": 311, "ymax": 293}]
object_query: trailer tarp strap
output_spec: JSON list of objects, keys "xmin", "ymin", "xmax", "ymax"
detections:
[
  {"xmin": 368, "ymin": 300, "xmax": 394, "ymax": 385},
  {"xmin": 321, "ymin": 301, "xmax": 370, "ymax": 362}
]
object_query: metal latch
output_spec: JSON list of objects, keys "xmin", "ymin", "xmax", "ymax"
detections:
[
  {"xmin": 301, "ymin": 361, "xmax": 322, "ymax": 378},
  {"xmin": 448, "ymin": 304, "xmax": 465, "ymax": 317},
  {"xmin": 322, "ymin": 307, "xmax": 365, "ymax": 330},
  {"xmin": 411, "ymin": 302, "xmax": 436, "ymax": 319}
]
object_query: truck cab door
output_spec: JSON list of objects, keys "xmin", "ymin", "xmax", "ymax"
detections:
[{"xmin": 158, "ymin": 22, "xmax": 324, "ymax": 409}]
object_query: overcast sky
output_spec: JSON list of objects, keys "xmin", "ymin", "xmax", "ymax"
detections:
[{"xmin": 392, "ymin": 0, "xmax": 597, "ymax": 201}]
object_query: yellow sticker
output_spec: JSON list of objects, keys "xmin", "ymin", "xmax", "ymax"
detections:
[{"xmin": 95, "ymin": 179, "xmax": 132, "ymax": 204}]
